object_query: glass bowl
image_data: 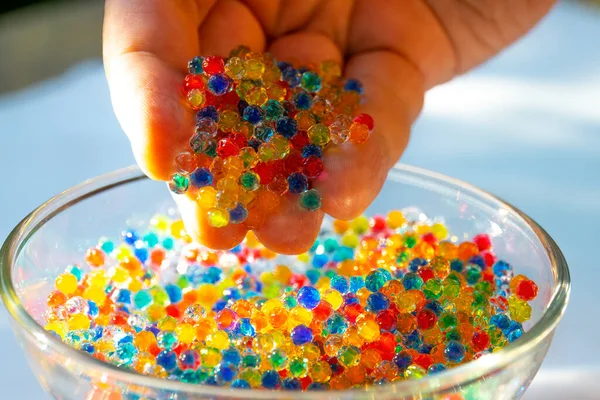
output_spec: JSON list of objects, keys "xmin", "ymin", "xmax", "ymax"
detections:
[{"xmin": 0, "ymin": 164, "xmax": 570, "ymax": 400}]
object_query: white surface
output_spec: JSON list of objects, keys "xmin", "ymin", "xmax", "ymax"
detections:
[{"xmin": 1, "ymin": 2, "xmax": 599, "ymax": 398}]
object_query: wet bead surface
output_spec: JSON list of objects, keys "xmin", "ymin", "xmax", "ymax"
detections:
[{"xmin": 46, "ymin": 209, "xmax": 536, "ymax": 391}]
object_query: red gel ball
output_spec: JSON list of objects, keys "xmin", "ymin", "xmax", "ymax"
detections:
[
  {"xmin": 515, "ymin": 279, "xmax": 538, "ymax": 301},
  {"xmin": 472, "ymin": 330, "xmax": 490, "ymax": 352},
  {"xmin": 217, "ymin": 138, "xmax": 240, "ymax": 157},
  {"xmin": 202, "ymin": 56, "xmax": 225, "ymax": 75},
  {"xmin": 253, "ymin": 162, "xmax": 276, "ymax": 185},
  {"xmin": 376, "ymin": 310, "xmax": 396, "ymax": 331},
  {"xmin": 473, "ymin": 233, "xmax": 492, "ymax": 251},
  {"xmin": 284, "ymin": 151, "xmax": 304, "ymax": 174},
  {"xmin": 183, "ymin": 74, "xmax": 205, "ymax": 93},
  {"xmin": 369, "ymin": 216, "xmax": 387, "ymax": 232},
  {"xmin": 418, "ymin": 268, "xmax": 434, "ymax": 282},
  {"xmin": 290, "ymin": 131, "xmax": 310, "ymax": 149},
  {"xmin": 353, "ymin": 113, "xmax": 374, "ymax": 130},
  {"xmin": 416, "ymin": 308, "xmax": 438, "ymax": 330},
  {"xmin": 302, "ymin": 156, "xmax": 324, "ymax": 178}
]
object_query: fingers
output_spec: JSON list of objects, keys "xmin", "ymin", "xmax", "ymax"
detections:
[
  {"xmin": 347, "ymin": 0, "xmax": 455, "ymax": 89},
  {"xmin": 172, "ymin": 192, "xmax": 248, "ymax": 250},
  {"xmin": 197, "ymin": 0, "xmax": 266, "ymax": 56},
  {"xmin": 254, "ymin": 195, "xmax": 324, "ymax": 255},
  {"xmin": 103, "ymin": 0, "xmax": 211, "ymax": 180},
  {"xmin": 314, "ymin": 51, "xmax": 425, "ymax": 221},
  {"xmin": 246, "ymin": 32, "xmax": 341, "ymax": 253}
]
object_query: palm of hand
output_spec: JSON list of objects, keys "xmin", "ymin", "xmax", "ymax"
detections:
[{"xmin": 104, "ymin": 0, "xmax": 554, "ymax": 253}]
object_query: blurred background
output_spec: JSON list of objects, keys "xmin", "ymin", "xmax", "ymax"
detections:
[{"xmin": 1, "ymin": 0, "xmax": 599, "ymax": 398}]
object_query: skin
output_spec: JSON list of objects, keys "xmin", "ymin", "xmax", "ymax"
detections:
[{"xmin": 103, "ymin": 0, "xmax": 555, "ymax": 254}]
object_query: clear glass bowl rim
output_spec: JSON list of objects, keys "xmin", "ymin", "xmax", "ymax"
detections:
[{"xmin": 0, "ymin": 164, "xmax": 570, "ymax": 398}]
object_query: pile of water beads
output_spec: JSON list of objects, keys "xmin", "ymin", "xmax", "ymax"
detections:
[
  {"xmin": 45, "ymin": 210, "xmax": 538, "ymax": 391},
  {"xmin": 169, "ymin": 46, "xmax": 374, "ymax": 228}
]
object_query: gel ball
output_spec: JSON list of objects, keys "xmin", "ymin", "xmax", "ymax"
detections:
[
  {"xmin": 170, "ymin": 47, "xmax": 375, "ymax": 229},
  {"xmin": 45, "ymin": 208, "xmax": 537, "ymax": 391}
]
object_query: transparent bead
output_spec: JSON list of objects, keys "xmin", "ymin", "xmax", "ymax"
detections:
[
  {"xmin": 329, "ymin": 114, "xmax": 352, "ymax": 145},
  {"xmin": 65, "ymin": 296, "xmax": 89, "ymax": 315}
]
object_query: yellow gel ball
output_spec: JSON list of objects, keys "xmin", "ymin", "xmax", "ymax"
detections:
[
  {"xmin": 114, "ymin": 244, "xmax": 133, "ymax": 262},
  {"xmin": 176, "ymin": 323, "xmax": 196, "ymax": 344},
  {"xmin": 128, "ymin": 279, "xmax": 143, "ymax": 293},
  {"xmin": 201, "ymin": 347, "xmax": 222, "ymax": 367},
  {"xmin": 83, "ymin": 286, "xmax": 106, "ymax": 305},
  {"xmin": 289, "ymin": 307, "xmax": 313, "ymax": 327},
  {"xmin": 150, "ymin": 214, "xmax": 170, "ymax": 232},
  {"xmin": 341, "ymin": 233, "xmax": 359, "ymax": 248},
  {"xmin": 261, "ymin": 299, "xmax": 285, "ymax": 314},
  {"xmin": 198, "ymin": 186, "xmax": 217, "ymax": 208},
  {"xmin": 245, "ymin": 231, "xmax": 261, "ymax": 248},
  {"xmin": 147, "ymin": 304, "xmax": 166, "ymax": 322},
  {"xmin": 45, "ymin": 321, "xmax": 67, "ymax": 339},
  {"xmin": 111, "ymin": 266, "xmax": 130, "ymax": 284},
  {"xmin": 186, "ymin": 89, "xmax": 205, "ymax": 109},
  {"xmin": 207, "ymin": 207, "xmax": 230, "ymax": 228},
  {"xmin": 68, "ymin": 313, "xmax": 90, "ymax": 330},
  {"xmin": 297, "ymin": 253, "xmax": 310, "ymax": 263},
  {"xmin": 244, "ymin": 58, "xmax": 265, "ymax": 80},
  {"xmin": 225, "ymin": 56, "xmax": 245, "ymax": 80},
  {"xmin": 357, "ymin": 318, "xmax": 380, "ymax": 342},
  {"xmin": 322, "ymin": 289, "xmax": 343, "ymax": 310},
  {"xmin": 197, "ymin": 284, "xmax": 220, "ymax": 308},
  {"xmin": 301, "ymin": 343, "xmax": 321, "ymax": 362},
  {"xmin": 170, "ymin": 220, "xmax": 186, "ymax": 239},
  {"xmin": 431, "ymin": 222, "xmax": 449, "ymax": 239},
  {"xmin": 55, "ymin": 273, "xmax": 78, "ymax": 294},
  {"xmin": 158, "ymin": 316, "xmax": 178, "ymax": 331},
  {"xmin": 273, "ymin": 265, "xmax": 292, "ymax": 284},
  {"xmin": 350, "ymin": 216, "xmax": 369, "ymax": 234},
  {"xmin": 508, "ymin": 295, "xmax": 532, "ymax": 323},
  {"xmin": 246, "ymin": 87, "xmax": 268, "ymax": 106},
  {"xmin": 386, "ymin": 210, "xmax": 406, "ymax": 229}
]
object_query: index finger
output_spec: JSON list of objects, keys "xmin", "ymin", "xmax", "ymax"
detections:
[{"xmin": 103, "ymin": 0, "xmax": 212, "ymax": 180}]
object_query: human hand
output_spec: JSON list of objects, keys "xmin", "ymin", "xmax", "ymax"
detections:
[{"xmin": 103, "ymin": 0, "xmax": 554, "ymax": 253}]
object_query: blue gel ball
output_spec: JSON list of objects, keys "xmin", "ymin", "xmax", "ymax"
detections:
[
  {"xmin": 165, "ymin": 284, "xmax": 182, "ymax": 303},
  {"xmin": 261, "ymin": 370, "xmax": 281, "ymax": 389},
  {"xmin": 444, "ymin": 340, "xmax": 466, "ymax": 363},
  {"xmin": 276, "ymin": 117, "xmax": 298, "ymax": 138},
  {"xmin": 293, "ymin": 91, "xmax": 313, "ymax": 110},
  {"xmin": 290, "ymin": 324, "xmax": 313, "ymax": 345},
  {"xmin": 236, "ymin": 318, "xmax": 256, "ymax": 337},
  {"xmin": 311, "ymin": 253, "xmax": 328, "ymax": 269},
  {"xmin": 188, "ymin": 56, "xmax": 203, "ymax": 74},
  {"xmin": 190, "ymin": 167, "xmax": 213, "ymax": 188},
  {"xmin": 287, "ymin": 172, "xmax": 308, "ymax": 194},
  {"xmin": 450, "ymin": 259, "xmax": 464, "ymax": 272},
  {"xmin": 121, "ymin": 229, "xmax": 139, "ymax": 245},
  {"xmin": 229, "ymin": 203, "xmax": 248, "ymax": 224},
  {"xmin": 344, "ymin": 79, "xmax": 363, "ymax": 94},
  {"xmin": 301, "ymin": 144, "xmax": 322, "ymax": 158},
  {"xmin": 197, "ymin": 105, "xmax": 219, "ymax": 122},
  {"xmin": 207, "ymin": 73, "xmax": 230, "ymax": 95},
  {"xmin": 231, "ymin": 379, "xmax": 250, "ymax": 389},
  {"xmin": 282, "ymin": 378, "xmax": 302, "ymax": 390},
  {"xmin": 366, "ymin": 292, "xmax": 390, "ymax": 312},
  {"xmin": 330, "ymin": 276, "xmax": 349, "ymax": 294},
  {"xmin": 243, "ymin": 105, "xmax": 265, "ymax": 125},
  {"xmin": 297, "ymin": 286, "xmax": 320, "ymax": 309},
  {"xmin": 156, "ymin": 350, "xmax": 178, "ymax": 372}
]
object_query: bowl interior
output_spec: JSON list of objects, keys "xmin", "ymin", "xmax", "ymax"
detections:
[
  {"xmin": 0, "ymin": 164, "xmax": 570, "ymax": 399},
  {"xmin": 12, "ymin": 165, "xmax": 556, "ymax": 328}
]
